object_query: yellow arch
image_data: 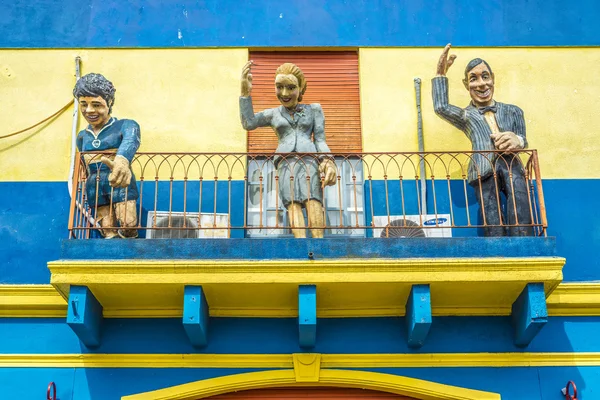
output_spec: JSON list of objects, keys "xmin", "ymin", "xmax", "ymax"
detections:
[{"xmin": 122, "ymin": 354, "xmax": 501, "ymax": 400}]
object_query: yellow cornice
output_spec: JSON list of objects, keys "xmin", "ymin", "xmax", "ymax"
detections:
[
  {"xmin": 45, "ymin": 257, "xmax": 565, "ymax": 320},
  {"xmin": 546, "ymin": 282, "xmax": 600, "ymax": 316},
  {"xmin": 48, "ymin": 258, "xmax": 565, "ymax": 280},
  {"xmin": 2, "ymin": 352, "xmax": 600, "ymax": 368},
  {"xmin": 0, "ymin": 285, "xmax": 66, "ymax": 317},
  {"xmin": 8, "ymin": 279, "xmax": 600, "ymax": 318}
]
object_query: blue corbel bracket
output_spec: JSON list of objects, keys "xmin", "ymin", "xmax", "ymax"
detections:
[
  {"xmin": 66, "ymin": 285, "xmax": 103, "ymax": 348},
  {"xmin": 405, "ymin": 284, "xmax": 432, "ymax": 348},
  {"xmin": 182, "ymin": 286, "xmax": 210, "ymax": 347},
  {"xmin": 298, "ymin": 284, "xmax": 317, "ymax": 348},
  {"xmin": 512, "ymin": 282, "xmax": 548, "ymax": 347}
]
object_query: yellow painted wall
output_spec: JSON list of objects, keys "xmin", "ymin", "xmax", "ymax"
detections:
[
  {"xmin": 360, "ymin": 48, "xmax": 600, "ymax": 179},
  {"xmin": 0, "ymin": 49, "xmax": 248, "ymax": 181},
  {"xmin": 2, "ymin": 48, "xmax": 600, "ymax": 181}
]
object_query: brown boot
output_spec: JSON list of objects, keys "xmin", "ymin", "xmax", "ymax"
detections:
[
  {"xmin": 96, "ymin": 205, "xmax": 119, "ymax": 239},
  {"xmin": 115, "ymin": 200, "xmax": 139, "ymax": 238}
]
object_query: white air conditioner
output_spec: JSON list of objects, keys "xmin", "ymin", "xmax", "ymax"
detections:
[
  {"xmin": 373, "ymin": 214, "xmax": 452, "ymax": 238},
  {"xmin": 146, "ymin": 211, "xmax": 229, "ymax": 239}
]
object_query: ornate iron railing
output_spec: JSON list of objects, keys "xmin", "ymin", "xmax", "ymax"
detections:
[{"xmin": 68, "ymin": 150, "xmax": 547, "ymax": 239}]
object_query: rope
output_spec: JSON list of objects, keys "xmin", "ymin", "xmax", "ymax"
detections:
[{"xmin": 0, "ymin": 99, "xmax": 74, "ymax": 139}]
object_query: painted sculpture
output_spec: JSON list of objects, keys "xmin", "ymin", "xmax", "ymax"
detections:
[
  {"xmin": 433, "ymin": 44, "xmax": 533, "ymax": 236},
  {"xmin": 73, "ymin": 73, "xmax": 141, "ymax": 239},
  {"xmin": 240, "ymin": 61, "xmax": 337, "ymax": 238}
]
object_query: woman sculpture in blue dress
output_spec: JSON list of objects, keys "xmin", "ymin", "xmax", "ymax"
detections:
[{"xmin": 240, "ymin": 62, "xmax": 337, "ymax": 238}]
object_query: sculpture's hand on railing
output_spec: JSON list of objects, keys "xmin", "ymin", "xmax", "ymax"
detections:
[
  {"xmin": 436, "ymin": 43, "xmax": 457, "ymax": 77},
  {"xmin": 319, "ymin": 158, "xmax": 337, "ymax": 188},
  {"xmin": 101, "ymin": 155, "xmax": 132, "ymax": 188},
  {"xmin": 241, "ymin": 60, "xmax": 254, "ymax": 97}
]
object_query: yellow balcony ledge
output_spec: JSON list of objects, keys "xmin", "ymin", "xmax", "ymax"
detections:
[{"xmin": 46, "ymin": 257, "xmax": 565, "ymax": 318}]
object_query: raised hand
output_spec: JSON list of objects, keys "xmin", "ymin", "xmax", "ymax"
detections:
[
  {"xmin": 101, "ymin": 156, "xmax": 132, "ymax": 188},
  {"xmin": 241, "ymin": 60, "xmax": 253, "ymax": 97},
  {"xmin": 437, "ymin": 43, "xmax": 457, "ymax": 76}
]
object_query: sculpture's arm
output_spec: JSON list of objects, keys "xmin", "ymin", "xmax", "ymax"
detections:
[
  {"xmin": 512, "ymin": 106, "xmax": 528, "ymax": 149},
  {"xmin": 240, "ymin": 96, "xmax": 272, "ymax": 130},
  {"xmin": 101, "ymin": 120, "xmax": 140, "ymax": 188},
  {"xmin": 432, "ymin": 76, "xmax": 467, "ymax": 132},
  {"xmin": 76, "ymin": 132, "xmax": 83, "ymax": 152},
  {"xmin": 311, "ymin": 103, "xmax": 331, "ymax": 153},
  {"xmin": 116, "ymin": 120, "xmax": 141, "ymax": 163},
  {"xmin": 311, "ymin": 103, "xmax": 336, "ymax": 187},
  {"xmin": 491, "ymin": 107, "xmax": 527, "ymax": 151}
]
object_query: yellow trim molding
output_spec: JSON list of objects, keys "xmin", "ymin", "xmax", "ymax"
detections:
[
  {"xmin": 2, "ymin": 352, "xmax": 600, "ymax": 369},
  {"xmin": 546, "ymin": 282, "xmax": 600, "ymax": 316},
  {"xmin": 6, "ymin": 280, "xmax": 600, "ymax": 318},
  {"xmin": 122, "ymin": 355, "xmax": 500, "ymax": 399},
  {"xmin": 0, "ymin": 285, "xmax": 66, "ymax": 317},
  {"xmin": 46, "ymin": 257, "xmax": 564, "ymax": 319}
]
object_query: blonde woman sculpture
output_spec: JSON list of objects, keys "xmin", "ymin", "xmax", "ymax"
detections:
[{"xmin": 240, "ymin": 61, "xmax": 337, "ymax": 238}]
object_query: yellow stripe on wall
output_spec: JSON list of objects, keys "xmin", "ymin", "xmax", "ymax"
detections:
[
  {"xmin": 2, "ymin": 352, "xmax": 600, "ymax": 368},
  {"xmin": 2, "ymin": 48, "xmax": 599, "ymax": 181},
  {"xmin": 0, "ymin": 49, "xmax": 249, "ymax": 182},
  {"xmin": 359, "ymin": 47, "xmax": 600, "ymax": 179},
  {"xmin": 11, "ymin": 281, "xmax": 600, "ymax": 319}
]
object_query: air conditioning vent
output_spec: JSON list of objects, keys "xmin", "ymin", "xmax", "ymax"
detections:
[
  {"xmin": 373, "ymin": 214, "xmax": 452, "ymax": 238},
  {"xmin": 146, "ymin": 212, "xmax": 229, "ymax": 239}
]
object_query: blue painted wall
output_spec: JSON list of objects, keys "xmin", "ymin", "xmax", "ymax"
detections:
[
  {"xmin": 1, "ymin": 315, "xmax": 599, "ymax": 398},
  {"xmin": 1, "ymin": 316, "xmax": 598, "ymax": 398},
  {"xmin": 2, "ymin": 0, "xmax": 600, "ymax": 48},
  {"xmin": 0, "ymin": 182, "xmax": 70, "ymax": 284},
  {"xmin": 0, "ymin": 179, "xmax": 595, "ymax": 283},
  {"xmin": 0, "ymin": 317, "xmax": 597, "ymax": 354},
  {"xmin": 2, "ymin": 366, "xmax": 596, "ymax": 399}
]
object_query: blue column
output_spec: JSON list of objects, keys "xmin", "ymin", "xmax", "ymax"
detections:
[
  {"xmin": 66, "ymin": 285, "xmax": 103, "ymax": 348},
  {"xmin": 512, "ymin": 282, "xmax": 548, "ymax": 347},
  {"xmin": 182, "ymin": 285, "xmax": 210, "ymax": 347},
  {"xmin": 405, "ymin": 284, "xmax": 432, "ymax": 348},
  {"xmin": 298, "ymin": 284, "xmax": 317, "ymax": 348}
]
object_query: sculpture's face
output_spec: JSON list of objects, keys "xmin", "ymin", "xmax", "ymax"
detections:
[
  {"xmin": 79, "ymin": 96, "xmax": 111, "ymax": 130},
  {"xmin": 463, "ymin": 62, "xmax": 495, "ymax": 107},
  {"xmin": 275, "ymin": 74, "xmax": 300, "ymax": 110}
]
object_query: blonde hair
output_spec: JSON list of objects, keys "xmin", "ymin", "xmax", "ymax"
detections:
[{"xmin": 275, "ymin": 63, "xmax": 307, "ymax": 101}]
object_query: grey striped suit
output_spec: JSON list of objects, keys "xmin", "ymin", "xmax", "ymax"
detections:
[
  {"xmin": 432, "ymin": 76, "xmax": 532, "ymax": 236},
  {"xmin": 432, "ymin": 76, "xmax": 527, "ymax": 184}
]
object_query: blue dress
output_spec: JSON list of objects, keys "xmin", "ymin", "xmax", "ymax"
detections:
[{"xmin": 76, "ymin": 117, "xmax": 141, "ymax": 207}]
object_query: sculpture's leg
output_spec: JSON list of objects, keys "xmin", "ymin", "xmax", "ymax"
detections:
[
  {"xmin": 96, "ymin": 205, "xmax": 119, "ymax": 239},
  {"xmin": 307, "ymin": 199, "xmax": 325, "ymax": 239},
  {"xmin": 115, "ymin": 200, "xmax": 139, "ymax": 238},
  {"xmin": 287, "ymin": 202, "xmax": 306, "ymax": 238}
]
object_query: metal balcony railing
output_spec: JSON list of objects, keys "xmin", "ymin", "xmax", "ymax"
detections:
[{"xmin": 68, "ymin": 150, "xmax": 547, "ymax": 239}]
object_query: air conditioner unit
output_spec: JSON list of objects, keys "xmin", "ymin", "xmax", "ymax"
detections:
[
  {"xmin": 373, "ymin": 214, "xmax": 452, "ymax": 238},
  {"xmin": 146, "ymin": 211, "xmax": 229, "ymax": 239}
]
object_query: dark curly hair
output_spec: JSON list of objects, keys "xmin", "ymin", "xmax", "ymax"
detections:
[{"xmin": 73, "ymin": 73, "xmax": 116, "ymax": 113}]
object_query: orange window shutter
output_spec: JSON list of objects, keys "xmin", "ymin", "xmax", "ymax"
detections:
[{"xmin": 247, "ymin": 51, "xmax": 362, "ymax": 154}]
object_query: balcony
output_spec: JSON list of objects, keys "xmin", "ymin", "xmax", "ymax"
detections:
[
  {"xmin": 67, "ymin": 150, "xmax": 548, "ymax": 239},
  {"xmin": 50, "ymin": 150, "xmax": 564, "ymax": 348}
]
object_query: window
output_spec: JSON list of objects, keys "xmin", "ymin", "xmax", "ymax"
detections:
[{"xmin": 247, "ymin": 51, "xmax": 362, "ymax": 154}]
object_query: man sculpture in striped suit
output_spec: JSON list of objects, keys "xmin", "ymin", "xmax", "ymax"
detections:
[{"xmin": 432, "ymin": 44, "xmax": 533, "ymax": 236}]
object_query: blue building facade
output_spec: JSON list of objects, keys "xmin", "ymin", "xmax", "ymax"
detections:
[{"xmin": 1, "ymin": 1, "xmax": 599, "ymax": 399}]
